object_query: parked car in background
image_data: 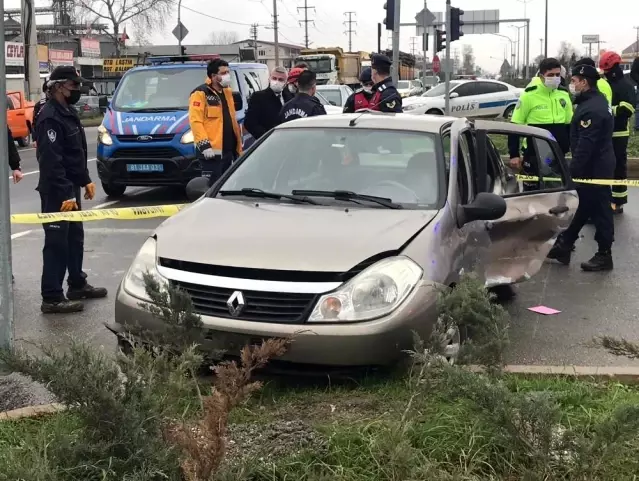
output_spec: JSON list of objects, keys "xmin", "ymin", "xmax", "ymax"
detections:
[
  {"xmin": 397, "ymin": 80, "xmax": 418, "ymax": 98},
  {"xmin": 403, "ymin": 79, "xmax": 522, "ymax": 119},
  {"xmin": 76, "ymin": 95, "xmax": 102, "ymax": 118},
  {"xmin": 6, "ymin": 91, "xmax": 34, "ymax": 147},
  {"xmin": 314, "ymin": 91, "xmax": 343, "ymax": 114},
  {"xmin": 316, "ymin": 84, "xmax": 354, "ymax": 108},
  {"xmin": 410, "ymin": 79, "xmax": 424, "ymax": 96}
]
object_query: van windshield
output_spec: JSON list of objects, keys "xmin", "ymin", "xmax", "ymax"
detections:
[{"xmin": 112, "ymin": 67, "xmax": 239, "ymax": 112}]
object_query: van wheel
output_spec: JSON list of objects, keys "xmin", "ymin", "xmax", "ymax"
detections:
[
  {"xmin": 503, "ymin": 105, "xmax": 516, "ymax": 120},
  {"xmin": 17, "ymin": 135, "xmax": 30, "ymax": 147},
  {"xmin": 426, "ymin": 109, "xmax": 443, "ymax": 115},
  {"xmin": 102, "ymin": 182, "xmax": 126, "ymax": 198}
]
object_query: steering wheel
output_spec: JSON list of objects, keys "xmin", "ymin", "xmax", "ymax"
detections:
[{"xmin": 362, "ymin": 180, "xmax": 421, "ymax": 203}]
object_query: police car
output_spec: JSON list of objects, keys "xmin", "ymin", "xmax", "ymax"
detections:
[{"xmin": 403, "ymin": 79, "xmax": 522, "ymax": 119}]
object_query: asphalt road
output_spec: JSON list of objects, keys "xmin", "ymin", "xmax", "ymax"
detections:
[{"xmin": 7, "ymin": 131, "xmax": 639, "ymax": 366}]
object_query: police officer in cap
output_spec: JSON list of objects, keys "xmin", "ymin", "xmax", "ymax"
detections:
[
  {"xmin": 35, "ymin": 65, "xmax": 108, "ymax": 313},
  {"xmin": 278, "ymin": 70, "xmax": 327, "ymax": 123},
  {"xmin": 369, "ymin": 53, "xmax": 402, "ymax": 113},
  {"xmin": 343, "ymin": 67, "xmax": 374, "ymax": 113},
  {"xmin": 547, "ymin": 64, "xmax": 616, "ymax": 271}
]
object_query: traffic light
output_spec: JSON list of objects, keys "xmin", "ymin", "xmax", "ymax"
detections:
[
  {"xmin": 383, "ymin": 0, "xmax": 395, "ymax": 31},
  {"xmin": 450, "ymin": 7, "xmax": 464, "ymax": 42},
  {"xmin": 435, "ymin": 29, "xmax": 446, "ymax": 53}
]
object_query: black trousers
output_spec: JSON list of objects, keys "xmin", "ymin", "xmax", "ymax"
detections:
[
  {"xmin": 40, "ymin": 187, "xmax": 87, "ymax": 302},
  {"xmin": 612, "ymin": 136, "xmax": 628, "ymax": 206},
  {"xmin": 561, "ymin": 185, "xmax": 614, "ymax": 252},
  {"xmin": 201, "ymin": 152, "xmax": 235, "ymax": 187}
]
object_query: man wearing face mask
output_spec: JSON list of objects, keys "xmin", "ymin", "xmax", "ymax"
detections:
[
  {"xmin": 598, "ymin": 51, "xmax": 636, "ymax": 214},
  {"xmin": 508, "ymin": 58, "xmax": 572, "ymax": 190},
  {"xmin": 573, "ymin": 58, "xmax": 612, "ymax": 105},
  {"xmin": 369, "ymin": 53, "xmax": 402, "ymax": 113},
  {"xmin": 244, "ymin": 66, "xmax": 293, "ymax": 141},
  {"xmin": 547, "ymin": 64, "xmax": 616, "ymax": 271},
  {"xmin": 343, "ymin": 68, "xmax": 374, "ymax": 113},
  {"xmin": 189, "ymin": 59, "xmax": 243, "ymax": 186},
  {"xmin": 34, "ymin": 65, "xmax": 107, "ymax": 313},
  {"xmin": 285, "ymin": 67, "xmax": 306, "ymax": 95}
]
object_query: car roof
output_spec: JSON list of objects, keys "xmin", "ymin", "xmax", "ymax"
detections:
[
  {"xmin": 275, "ymin": 112, "xmax": 457, "ymax": 134},
  {"xmin": 128, "ymin": 62, "xmax": 267, "ymax": 72}
]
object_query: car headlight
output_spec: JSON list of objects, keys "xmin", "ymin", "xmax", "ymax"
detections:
[
  {"xmin": 97, "ymin": 124, "xmax": 113, "ymax": 146},
  {"xmin": 122, "ymin": 237, "xmax": 165, "ymax": 302},
  {"xmin": 308, "ymin": 256, "xmax": 422, "ymax": 323},
  {"xmin": 180, "ymin": 130, "xmax": 194, "ymax": 144}
]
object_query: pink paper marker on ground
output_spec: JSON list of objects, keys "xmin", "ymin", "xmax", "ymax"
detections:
[{"xmin": 528, "ymin": 305, "xmax": 561, "ymax": 315}]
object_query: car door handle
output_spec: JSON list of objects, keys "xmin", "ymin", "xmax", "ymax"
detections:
[{"xmin": 549, "ymin": 205, "xmax": 569, "ymax": 215}]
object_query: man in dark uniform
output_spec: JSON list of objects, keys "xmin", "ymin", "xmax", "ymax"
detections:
[
  {"xmin": 35, "ymin": 66, "xmax": 108, "ymax": 313},
  {"xmin": 278, "ymin": 70, "xmax": 326, "ymax": 123},
  {"xmin": 343, "ymin": 67, "xmax": 374, "ymax": 113},
  {"xmin": 369, "ymin": 53, "xmax": 402, "ymax": 113},
  {"xmin": 32, "ymin": 78, "xmax": 49, "ymax": 126},
  {"xmin": 547, "ymin": 64, "xmax": 616, "ymax": 271}
]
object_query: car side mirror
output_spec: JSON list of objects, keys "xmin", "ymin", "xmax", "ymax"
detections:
[
  {"xmin": 186, "ymin": 177, "xmax": 210, "ymax": 202},
  {"xmin": 449, "ymin": 92, "xmax": 459, "ymax": 99},
  {"xmin": 458, "ymin": 192, "xmax": 506, "ymax": 226},
  {"xmin": 232, "ymin": 91, "xmax": 243, "ymax": 111}
]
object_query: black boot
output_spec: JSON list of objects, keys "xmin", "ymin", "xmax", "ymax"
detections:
[
  {"xmin": 67, "ymin": 284, "xmax": 108, "ymax": 300},
  {"xmin": 547, "ymin": 242, "xmax": 572, "ymax": 265},
  {"xmin": 581, "ymin": 251, "xmax": 613, "ymax": 272},
  {"xmin": 41, "ymin": 298, "xmax": 84, "ymax": 314}
]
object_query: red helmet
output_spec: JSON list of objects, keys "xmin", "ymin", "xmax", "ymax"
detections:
[
  {"xmin": 599, "ymin": 51, "xmax": 621, "ymax": 71},
  {"xmin": 287, "ymin": 67, "xmax": 306, "ymax": 84}
]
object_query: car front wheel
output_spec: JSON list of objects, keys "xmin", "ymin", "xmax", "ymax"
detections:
[{"xmin": 102, "ymin": 182, "xmax": 126, "ymax": 198}]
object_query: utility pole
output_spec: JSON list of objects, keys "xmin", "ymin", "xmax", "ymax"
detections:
[
  {"xmin": 544, "ymin": 0, "xmax": 548, "ymax": 58},
  {"xmin": 391, "ymin": 0, "xmax": 400, "ymax": 86},
  {"xmin": 540, "ymin": 37, "xmax": 543, "ymax": 57},
  {"xmin": 524, "ymin": 20, "xmax": 530, "ymax": 79},
  {"xmin": 444, "ymin": 0, "xmax": 451, "ymax": 115},
  {"xmin": 250, "ymin": 23, "xmax": 259, "ymax": 60},
  {"xmin": 422, "ymin": 0, "xmax": 428, "ymax": 86},
  {"xmin": 298, "ymin": 0, "xmax": 315, "ymax": 49},
  {"xmin": 21, "ymin": 0, "xmax": 41, "ymax": 101},
  {"xmin": 634, "ymin": 26, "xmax": 639, "ymax": 55},
  {"xmin": 273, "ymin": 0, "xmax": 279, "ymax": 64},
  {"xmin": 343, "ymin": 12, "xmax": 356, "ymax": 53},
  {"xmin": 410, "ymin": 37, "xmax": 417, "ymax": 56},
  {"xmin": 1, "ymin": 0, "xmax": 16, "ymax": 353}
]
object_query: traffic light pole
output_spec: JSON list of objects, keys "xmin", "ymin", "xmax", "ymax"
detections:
[
  {"xmin": 444, "ymin": 0, "xmax": 451, "ymax": 116},
  {"xmin": 391, "ymin": 0, "xmax": 401, "ymax": 86}
]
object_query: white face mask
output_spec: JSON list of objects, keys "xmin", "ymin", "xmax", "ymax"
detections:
[
  {"xmin": 363, "ymin": 86, "xmax": 373, "ymax": 94},
  {"xmin": 544, "ymin": 76, "xmax": 561, "ymax": 90},
  {"xmin": 270, "ymin": 80, "xmax": 285, "ymax": 93},
  {"xmin": 219, "ymin": 74, "xmax": 231, "ymax": 88},
  {"xmin": 569, "ymin": 83, "xmax": 577, "ymax": 95},
  {"xmin": 288, "ymin": 84, "xmax": 297, "ymax": 94}
]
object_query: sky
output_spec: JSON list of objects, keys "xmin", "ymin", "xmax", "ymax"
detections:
[{"xmin": 7, "ymin": 0, "xmax": 639, "ymax": 73}]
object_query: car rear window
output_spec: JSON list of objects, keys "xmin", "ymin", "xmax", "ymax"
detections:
[{"xmin": 218, "ymin": 128, "xmax": 443, "ymax": 208}]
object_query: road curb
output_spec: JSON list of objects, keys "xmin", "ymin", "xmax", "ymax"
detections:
[
  {"xmin": 0, "ymin": 403, "xmax": 66, "ymax": 422},
  {"xmin": 469, "ymin": 364, "xmax": 639, "ymax": 382}
]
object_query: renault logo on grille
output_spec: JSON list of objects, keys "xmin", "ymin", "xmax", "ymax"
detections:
[
  {"xmin": 226, "ymin": 291, "xmax": 245, "ymax": 317},
  {"xmin": 137, "ymin": 135, "xmax": 153, "ymax": 142}
]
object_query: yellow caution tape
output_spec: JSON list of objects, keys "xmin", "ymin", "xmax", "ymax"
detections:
[
  {"xmin": 516, "ymin": 175, "xmax": 639, "ymax": 187},
  {"xmin": 11, "ymin": 204, "xmax": 188, "ymax": 224}
]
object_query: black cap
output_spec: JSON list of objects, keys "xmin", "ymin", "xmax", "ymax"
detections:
[
  {"xmin": 49, "ymin": 65, "xmax": 86, "ymax": 84},
  {"xmin": 575, "ymin": 57, "xmax": 595, "ymax": 68},
  {"xmin": 359, "ymin": 67, "xmax": 372, "ymax": 83},
  {"xmin": 571, "ymin": 64, "xmax": 599, "ymax": 81},
  {"xmin": 371, "ymin": 53, "xmax": 392, "ymax": 69}
]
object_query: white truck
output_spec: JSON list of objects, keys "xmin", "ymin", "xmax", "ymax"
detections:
[{"xmin": 294, "ymin": 47, "xmax": 364, "ymax": 88}]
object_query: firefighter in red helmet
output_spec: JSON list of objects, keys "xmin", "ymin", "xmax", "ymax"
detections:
[{"xmin": 599, "ymin": 51, "xmax": 636, "ymax": 213}]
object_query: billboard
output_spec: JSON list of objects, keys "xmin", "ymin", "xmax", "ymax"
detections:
[
  {"xmin": 81, "ymin": 38, "xmax": 101, "ymax": 58},
  {"xmin": 6, "ymin": 42, "xmax": 24, "ymax": 67},
  {"xmin": 49, "ymin": 49, "xmax": 74, "ymax": 66},
  {"xmin": 38, "ymin": 45, "xmax": 49, "ymax": 71}
]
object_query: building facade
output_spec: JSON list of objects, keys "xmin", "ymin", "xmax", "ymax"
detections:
[{"xmin": 232, "ymin": 39, "xmax": 303, "ymax": 70}]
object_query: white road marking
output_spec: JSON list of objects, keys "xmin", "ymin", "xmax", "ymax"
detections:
[
  {"xmin": 11, "ymin": 230, "xmax": 33, "ymax": 240},
  {"xmin": 8, "ymin": 157, "xmax": 97, "ymax": 179}
]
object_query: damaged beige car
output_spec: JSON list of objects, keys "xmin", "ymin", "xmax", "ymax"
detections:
[{"xmin": 111, "ymin": 114, "xmax": 577, "ymax": 367}]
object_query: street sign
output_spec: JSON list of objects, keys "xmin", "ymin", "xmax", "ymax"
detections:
[
  {"xmin": 433, "ymin": 55, "xmax": 441, "ymax": 74},
  {"xmin": 582, "ymin": 34, "xmax": 600, "ymax": 44},
  {"xmin": 103, "ymin": 58, "xmax": 135, "ymax": 73},
  {"xmin": 172, "ymin": 21, "xmax": 189, "ymax": 43},
  {"xmin": 415, "ymin": 8, "xmax": 436, "ymax": 27},
  {"xmin": 428, "ymin": 9, "xmax": 500, "ymax": 34}
]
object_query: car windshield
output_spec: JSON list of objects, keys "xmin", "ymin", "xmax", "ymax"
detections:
[
  {"xmin": 297, "ymin": 58, "xmax": 332, "ymax": 73},
  {"xmin": 411, "ymin": 81, "xmax": 421, "ymax": 88},
  {"xmin": 318, "ymin": 89, "xmax": 342, "ymax": 106},
  {"xmin": 314, "ymin": 91, "xmax": 331, "ymax": 106},
  {"xmin": 397, "ymin": 81, "xmax": 411, "ymax": 89},
  {"xmin": 112, "ymin": 66, "xmax": 239, "ymax": 112},
  {"xmin": 422, "ymin": 82, "xmax": 460, "ymax": 97},
  {"xmin": 217, "ymin": 128, "xmax": 442, "ymax": 208}
]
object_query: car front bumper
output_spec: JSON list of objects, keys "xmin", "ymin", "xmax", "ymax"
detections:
[
  {"xmin": 97, "ymin": 153, "xmax": 200, "ymax": 187},
  {"xmin": 111, "ymin": 280, "xmax": 441, "ymax": 367}
]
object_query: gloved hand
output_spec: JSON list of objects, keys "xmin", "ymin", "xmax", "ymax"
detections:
[
  {"xmin": 84, "ymin": 182, "xmax": 96, "ymax": 200},
  {"xmin": 202, "ymin": 148, "xmax": 216, "ymax": 159},
  {"xmin": 60, "ymin": 199, "xmax": 78, "ymax": 212}
]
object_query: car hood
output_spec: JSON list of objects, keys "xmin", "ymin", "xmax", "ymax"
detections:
[
  {"xmin": 402, "ymin": 96, "xmax": 433, "ymax": 106},
  {"xmin": 103, "ymin": 108, "xmax": 190, "ymax": 136},
  {"xmin": 324, "ymin": 105, "xmax": 343, "ymax": 115},
  {"xmin": 155, "ymin": 198, "xmax": 438, "ymax": 272}
]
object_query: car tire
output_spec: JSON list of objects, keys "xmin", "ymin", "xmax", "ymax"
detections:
[
  {"xmin": 503, "ymin": 104, "xmax": 516, "ymax": 120},
  {"xmin": 17, "ymin": 134, "xmax": 30, "ymax": 147},
  {"xmin": 102, "ymin": 182, "xmax": 126, "ymax": 198},
  {"xmin": 426, "ymin": 109, "xmax": 443, "ymax": 116}
]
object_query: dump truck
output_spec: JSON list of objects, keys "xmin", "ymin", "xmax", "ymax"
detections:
[{"xmin": 294, "ymin": 47, "xmax": 363, "ymax": 88}]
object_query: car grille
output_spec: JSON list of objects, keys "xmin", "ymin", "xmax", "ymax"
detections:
[
  {"xmin": 112, "ymin": 147, "xmax": 181, "ymax": 159},
  {"xmin": 171, "ymin": 280, "xmax": 317, "ymax": 323},
  {"xmin": 115, "ymin": 134, "xmax": 175, "ymax": 142}
]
